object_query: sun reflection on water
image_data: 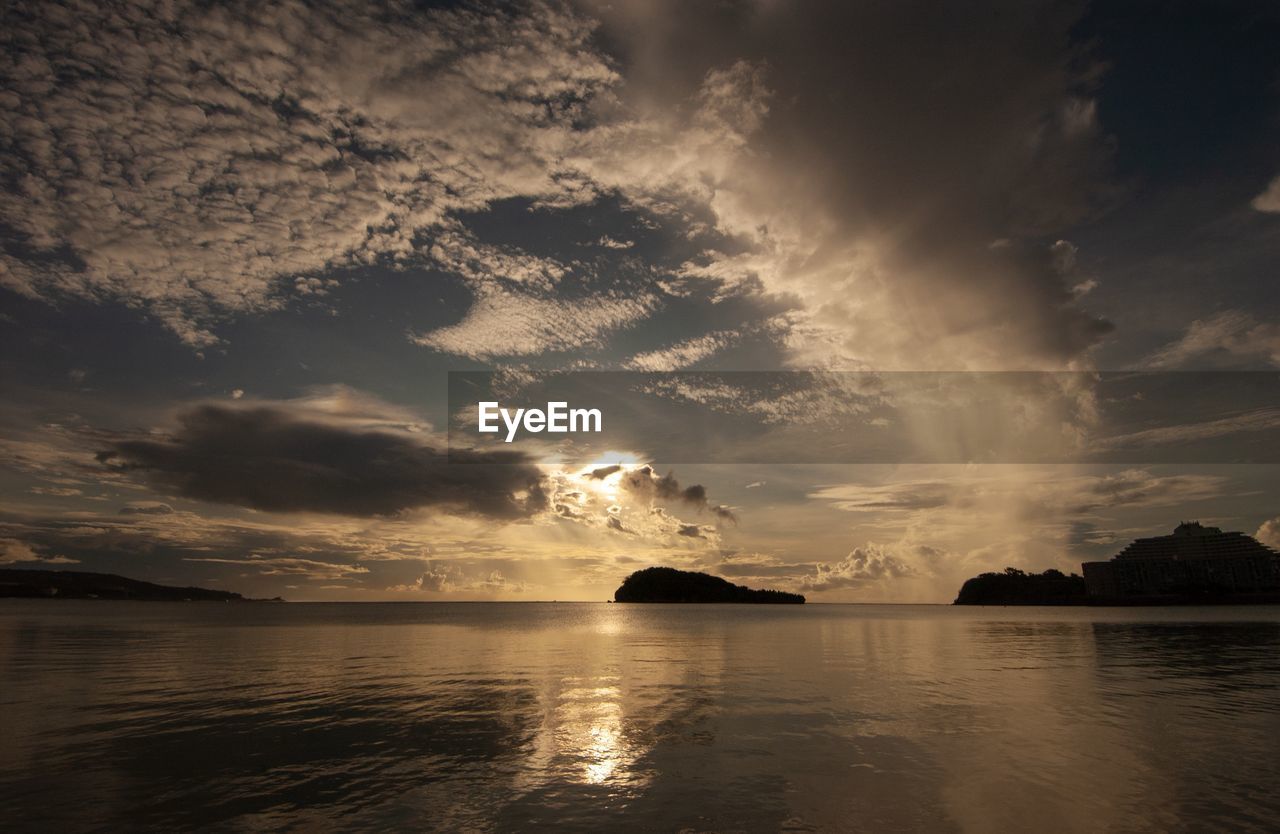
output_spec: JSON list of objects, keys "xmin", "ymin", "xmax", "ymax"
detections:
[
  {"xmin": 558, "ymin": 683, "xmax": 633, "ymax": 786},
  {"xmin": 582, "ymin": 697, "xmax": 624, "ymax": 784}
]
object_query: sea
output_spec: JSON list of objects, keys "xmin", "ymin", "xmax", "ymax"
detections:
[{"xmin": 2, "ymin": 601, "xmax": 1278, "ymax": 832}]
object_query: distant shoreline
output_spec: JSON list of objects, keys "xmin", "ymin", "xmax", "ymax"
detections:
[{"xmin": 0, "ymin": 568, "xmax": 281, "ymax": 602}]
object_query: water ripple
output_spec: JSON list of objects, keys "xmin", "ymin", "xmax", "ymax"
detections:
[{"xmin": 2, "ymin": 602, "xmax": 1278, "ymax": 832}]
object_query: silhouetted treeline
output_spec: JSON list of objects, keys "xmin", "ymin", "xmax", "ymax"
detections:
[
  {"xmin": 953, "ymin": 567, "xmax": 1088, "ymax": 605},
  {"xmin": 614, "ymin": 567, "xmax": 804, "ymax": 603},
  {"xmin": 0, "ymin": 569, "xmax": 255, "ymax": 601}
]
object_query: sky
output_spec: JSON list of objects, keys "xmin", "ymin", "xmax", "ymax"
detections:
[{"xmin": 1, "ymin": 0, "xmax": 1278, "ymax": 602}]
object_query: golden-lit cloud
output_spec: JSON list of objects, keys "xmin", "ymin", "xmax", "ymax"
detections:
[{"xmin": 2, "ymin": 0, "xmax": 1276, "ymax": 604}]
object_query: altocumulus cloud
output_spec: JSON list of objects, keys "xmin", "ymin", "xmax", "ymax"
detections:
[
  {"xmin": 2, "ymin": 0, "xmax": 1120, "ymax": 371},
  {"xmin": 98, "ymin": 404, "xmax": 547, "ymax": 518},
  {"xmin": 0, "ymin": 0, "xmax": 619, "ymax": 346}
]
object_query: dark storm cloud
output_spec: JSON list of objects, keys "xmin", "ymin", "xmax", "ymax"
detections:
[
  {"xmin": 98, "ymin": 405, "xmax": 547, "ymax": 518},
  {"xmin": 587, "ymin": 0, "xmax": 1120, "ymax": 367}
]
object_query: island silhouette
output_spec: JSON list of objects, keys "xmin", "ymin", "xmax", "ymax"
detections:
[
  {"xmin": 954, "ymin": 568, "xmax": 1088, "ymax": 605},
  {"xmin": 614, "ymin": 567, "xmax": 805, "ymax": 603},
  {"xmin": 955, "ymin": 523, "xmax": 1280, "ymax": 605}
]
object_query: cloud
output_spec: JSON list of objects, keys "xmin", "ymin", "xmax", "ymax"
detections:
[
  {"xmin": 812, "ymin": 469, "xmax": 1227, "ymax": 517},
  {"xmin": 1252, "ymin": 175, "xmax": 1280, "ymax": 213},
  {"xmin": 1095, "ymin": 409, "xmax": 1280, "ymax": 450},
  {"xmin": 97, "ymin": 401, "xmax": 547, "ymax": 518},
  {"xmin": 1144, "ymin": 311, "xmax": 1280, "ymax": 369},
  {"xmin": 580, "ymin": 0, "xmax": 1119, "ymax": 370},
  {"xmin": 271, "ymin": 384, "xmax": 432, "ymax": 433},
  {"xmin": 712, "ymin": 553, "xmax": 813, "ymax": 580},
  {"xmin": 0, "ymin": 508, "xmax": 451, "ymax": 584},
  {"xmin": 30, "ymin": 486, "xmax": 82, "ymax": 497},
  {"xmin": 0, "ymin": 538, "xmax": 41, "ymax": 564},
  {"xmin": 184, "ymin": 555, "xmax": 368, "ymax": 580},
  {"xmin": 410, "ymin": 287, "xmax": 655, "ymax": 359},
  {"xmin": 119, "ymin": 501, "xmax": 175, "ymax": 516},
  {"xmin": 0, "ymin": 537, "xmax": 78, "ymax": 565},
  {"xmin": 2, "ymin": 0, "xmax": 1123, "ymax": 371},
  {"xmin": 1256, "ymin": 517, "xmax": 1280, "ymax": 549},
  {"xmin": 801, "ymin": 543, "xmax": 923, "ymax": 591},
  {"xmin": 393, "ymin": 563, "xmax": 457, "ymax": 593},
  {"xmin": 796, "ymin": 465, "xmax": 1239, "ymax": 598},
  {"xmin": 537, "ymin": 464, "xmax": 736, "ymax": 547},
  {"xmin": 1, "ymin": 397, "xmax": 740, "ymax": 590},
  {"xmin": 626, "ymin": 330, "xmax": 736, "ymax": 371},
  {"xmin": 619, "ymin": 465, "xmax": 736, "ymax": 520},
  {"xmin": 637, "ymin": 370, "xmax": 880, "ymax": 427},
  {"xmin": 810, "ymin": 480, "xmax": 953, "ymax": 512},
  {"xmin": 390, "ymin": 561, "xmax": 527, "ymax": 594},
  {"xmin": 1, "ymin": 0, "xmax": 620, "ymax": 345}
]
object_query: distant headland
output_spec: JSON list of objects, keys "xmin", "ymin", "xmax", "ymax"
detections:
[
  {"xmin": 955, "ymin": 522, "xmax": 1280, "ymax": 605},
  {"xmin": 0, "ymin": 569, "xmax": 279, "ymax": 602},
  {"xmin": 954, "ymin": 568, "xmax": 1088, "ymax": 605},
  {"xmin": 615, "ymin": 567, "xmax": 805, "ymax": 604}
]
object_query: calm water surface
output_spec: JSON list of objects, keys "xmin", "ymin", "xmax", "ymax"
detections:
[{"xmin": 2, "ymin": 602, "xmax": 1279, "ymax": 832}]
